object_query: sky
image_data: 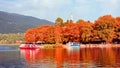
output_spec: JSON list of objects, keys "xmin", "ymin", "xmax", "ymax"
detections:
[{"xmin": 0, "ymin": 0, "xmax": 120, "ymax": 22}]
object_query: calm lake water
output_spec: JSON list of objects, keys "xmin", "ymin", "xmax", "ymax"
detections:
[{"xmin": 0, "ymin": 44, "xmax": 120, "ymax": 68}]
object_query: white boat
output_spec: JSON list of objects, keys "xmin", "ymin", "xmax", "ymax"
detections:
[{"xmin": 66, "ymin": 42, "xmax": 80, "ymax": 46}]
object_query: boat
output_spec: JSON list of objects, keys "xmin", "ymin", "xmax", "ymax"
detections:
[
  {"xmin": 66, "ymin": 42, "xmax": 80, "ymax": 46},
  {"xmin": 19, "ymin": 44, "xmax": 39, "ymax": 49}
]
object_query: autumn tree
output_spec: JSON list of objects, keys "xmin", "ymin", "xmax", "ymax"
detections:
[
  {"xmin": 24, "ymin": 28, "xmax": 37, "ymax": 43},
  {"xmin": 43, "ymin": 26, "xmax": 56, "ymax": 44},
  {"xmin": 54, "ymin": 25, "xmax": 63, "ymax": 43},
  {"xmin": 77, "ymin": 21, "xmax": 93, "ymax": 43},
  {"xmin": 35, "ymin": 25, "xmax": 51, "ymax": 43},
  {"xmin": 24, "ymin": 25, "xmax": 52, "ymax": 43},
  {"xmin": 24, "ymin": 15, "xmax": 120, "ymax": 44},
  {"xmin": 62, "ymin": 23, "xmax": 80, "ymax": 43},
  {"xmin": 115, "ymin": 17, "xmax": 120, "ymax": 31},
  {"xmin": 55, "ymin": 17, "xmax": 64, "ymax": 26},
  {"xmin": 94, "ymin": 15, "xmax": 116, "ymax": 43},
  {"xmin": 113, "ymin": 17, "xmax": 120, "ymax": 43},
  {"xmin": 76, "ymin": 19, "xmax": 84, "ymax": 23}
]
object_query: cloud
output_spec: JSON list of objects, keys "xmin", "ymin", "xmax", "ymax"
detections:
[
  {"xmin": 97, "ymin": 0, "xmax": 120, "ymax": 14},
  {"xmin": 72, "ymin": 0, "xmax": 120, "ymax": 21},
  {"xmin": 0, "ymin": 0, "xmax": 120, "ymax": 22}
]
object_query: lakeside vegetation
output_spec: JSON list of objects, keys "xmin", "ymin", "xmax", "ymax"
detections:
[
  {"xmin": 24, "ymin": 15, "xmax": 120, "ymax": 44},
  {"xmin": 0, "ymin": 15, "xmax": 120, "ymax": 45},
  {"xmin": 0, "ymin": 33, "xmax": 24, "ymax": 44}
]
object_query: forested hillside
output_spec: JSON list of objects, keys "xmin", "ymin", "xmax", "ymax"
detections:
[{"xmin": 0, "ymin": 11, "xmax": 53, "ymax": 33}]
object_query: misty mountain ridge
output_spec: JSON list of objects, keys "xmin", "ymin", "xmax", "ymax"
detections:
[{"xmin": 0, "ymin": 11, "xmax": 53, "ymax": 33}]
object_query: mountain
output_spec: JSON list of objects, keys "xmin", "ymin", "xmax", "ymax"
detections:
[{"xmin": 0, "ymin": 11, "xmax": 54, "ymax": 33}]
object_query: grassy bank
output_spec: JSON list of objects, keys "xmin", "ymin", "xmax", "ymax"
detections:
[{"xmin": 0, "ymin": 33, "xmax": 24, "ymax": 44}]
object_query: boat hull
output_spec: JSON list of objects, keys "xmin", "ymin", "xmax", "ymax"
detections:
[
  {"xmin": 19, "ymin": 44, "xmax": 38, "ymax": 49},
  {"xmin": 66, "ymin": 42, "xmax": 80, "ymax": 46}
]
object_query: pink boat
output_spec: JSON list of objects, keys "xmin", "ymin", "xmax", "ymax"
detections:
[{"xmin": 19, "ymin": 44, "xmax": 39, "ymax": 49}]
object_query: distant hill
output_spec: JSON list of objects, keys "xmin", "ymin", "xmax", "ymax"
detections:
[{"xmin": 0, "ymin": 11, "xmax": 54, "ymax": 33}]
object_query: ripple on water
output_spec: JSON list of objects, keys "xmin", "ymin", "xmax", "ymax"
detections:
[{"xmin": 0, "ymin": 46, "xmax": 19, "ymax": 51}]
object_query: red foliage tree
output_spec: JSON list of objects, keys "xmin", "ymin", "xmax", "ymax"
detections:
[
  {"xmin": 94, "ymin": 15, "xmax": 116, "ymax": 43},
  {"xmin": 62, "ymin": 23, "xmax": 80, "ymax": 42},
  {"xmin": 24, "ymin": 28, "xmax": 37, "ymax": 42},
  {"xmin": 77, "ymin": 21, "xmax": 93, "ymax": 43},
  {"xmin": 24, "ymin": 15, "xmax": 120, "ymax": 44}
]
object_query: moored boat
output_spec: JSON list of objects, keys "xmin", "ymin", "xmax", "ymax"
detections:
[
  {"xmin": 19, "ymin": 44, "xmax": 39, "ymax": 49},
  {"xmin": 66, "ymin": 42, "xmax": 80, "ymax": 46}
]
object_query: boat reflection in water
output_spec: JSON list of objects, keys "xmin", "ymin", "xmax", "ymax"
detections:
[{"xmin": 20, "ymin": 44, "xmax": 120, "ymax": 68}]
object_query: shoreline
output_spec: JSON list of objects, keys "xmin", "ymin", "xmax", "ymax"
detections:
[{"xmin": 0, "ymin": 43, "xmax": 120, "ymax": 45}]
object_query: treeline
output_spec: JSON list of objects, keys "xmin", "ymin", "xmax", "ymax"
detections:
[
  {"xmin": 0, "ymin": 33, "xmax": 24, "ymax": 44},
  {"xmin": 24, "ymin": 15, "xmax": 120, "ymax": 44}
]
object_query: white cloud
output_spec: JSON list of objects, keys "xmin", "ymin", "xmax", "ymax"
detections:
[
  {"xmin": 97, "ymin": 0, "xmax": 120, "ymax": 14},
  {"xmin": 0, "ymin": 0, "xmax": 120, "ymax": 22},
  {"xmin": 72, "ymin": 0, "xmax": 120, "ymax": 21}
]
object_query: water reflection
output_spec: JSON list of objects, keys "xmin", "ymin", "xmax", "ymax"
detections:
[{"xmin": 20, "ymin": 45, "xmax": 120, "ymax": 68}]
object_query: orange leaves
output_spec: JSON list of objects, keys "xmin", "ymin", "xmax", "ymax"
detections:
[
  {"xmin": 54, "ymin": 25, "xmax": 63, "ymax": 43},
  {"xmin": 62, "ymin": 23, "xmax": 81, "ymax": 42},
  {"xmin": 93, "ymin": 15, "xmax": 120, "ymax": 43},
  {"xmin": 24, "ymin": 25, "xmax": 52, "ymax": 43},
  {"xmin": 24, "ymin": 15, "xmax": 120, "ymax": 44},
  {"xmin": 24, "ymin": 25, "xmax": 63, "ymax": 44},
  {"xmin": 55, "ymin": 17, "xmax": 64, "ymax": 26},
  {"xmin": 24, "ymin": 28, "xmax": 37, "ymax": 42},
  {"xmin": 94, "ymin": 15, "xmax": 116, "ymax": 30},
  {"xmin": 115, "ymin": 17, "xmax": 120, "ymax": 31}
]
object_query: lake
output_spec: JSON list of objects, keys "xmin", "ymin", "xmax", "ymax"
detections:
[{"xmin": 0, "ymin": 44, "xmax": 120, "ymax": 68}]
